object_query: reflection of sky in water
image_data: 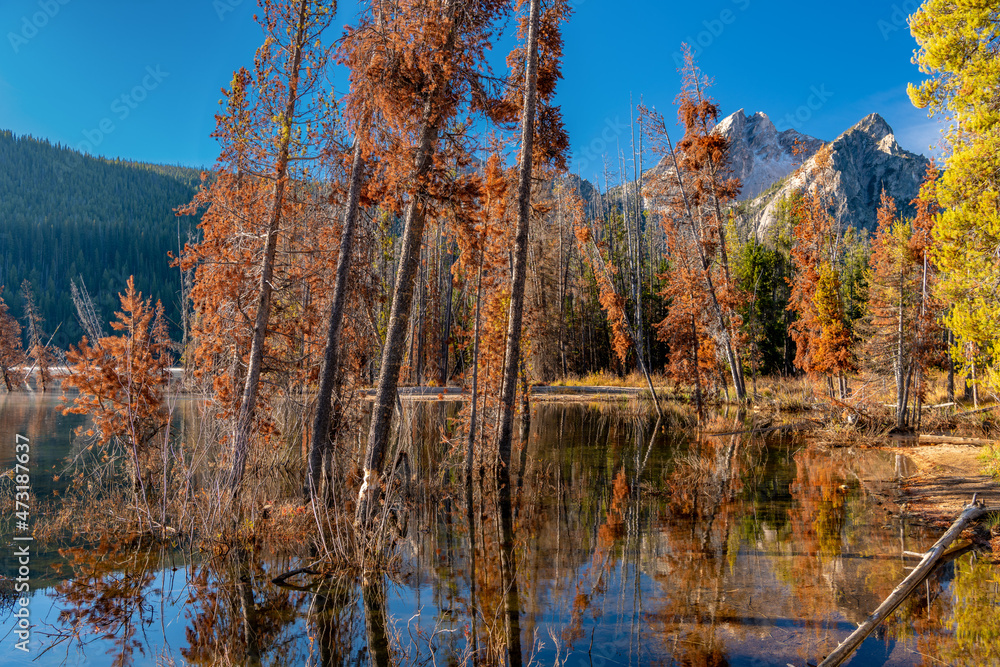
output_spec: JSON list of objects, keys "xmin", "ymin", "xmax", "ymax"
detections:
[
  {"xmin": 0, "ymin": 396, "xmax": 995, "ymax": 666},
  {"xmin": 1, "ymin": 569, "xmax": 194, "ymax": 667}
]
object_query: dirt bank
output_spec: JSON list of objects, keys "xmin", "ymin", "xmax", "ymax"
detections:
[{"xmin": 888, "ymin": 443, "xmax": 998, "ymax": 524}]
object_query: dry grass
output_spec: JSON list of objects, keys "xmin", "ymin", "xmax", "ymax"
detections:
[
  {"xmin": 549, "ymin": 370, "xmax": 668, "ymax": 388},
  {"xmin": 979, "ymin": 444, "xmax": 1000, "ymax": 479}
]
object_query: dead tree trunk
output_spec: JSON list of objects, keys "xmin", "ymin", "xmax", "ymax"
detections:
[
  {"xmin": 229, "ymin": 0, "xmax": 311, "ymax": 494},
  {"xmin": 307, "ymin": 140, "xmax": 364, "ymax": 501},
  {"xmin": 496, "ymin": 0, "xmax": 541, "ymax": 473},
  {"xmin": 818, "ymin": 502, "xmax": 994, "ymax": 667}
]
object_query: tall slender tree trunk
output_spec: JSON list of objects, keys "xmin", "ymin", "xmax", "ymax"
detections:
[
  {"xmin": 307, "ymin": 140, "xmax": 364, "ymax": 501},
  {"xmin": 466, "ymin": 261, "xmax": 484, "ymax": 484},
  {"xmin": 439, "ymin": 244, "xmax": 454, "ymax": 386},
  {"xmin": 691, "ymin": 314, "xmax": 702, "ymax": 422},
  {"xmin": 557, "ymin": 192, "xmax": 568, "ymax": 379},
  {"xmin": 628, "ymin": 103, "xmax": 649, "ymax": 390},
  {"xmin": 230, "ymin": 0, "xmax": 310, "ymax": 493},
  {"xmin": 946, "ymin": 329, "xmax": 955, "ymax": 403},
  {"xmin": 895, "ymin": 275, "xmax": 908, "ymax": 429},
  {"xmin": 357, "ymin": 99, "xmax": 441, "ymax": 526},
  {"xmin": 414, "ymin": 257, "xmax": 427, "ymax": 385},
  {"xmin": 496, "ymin": 0, "xmax": 541, "ymax": 473}
]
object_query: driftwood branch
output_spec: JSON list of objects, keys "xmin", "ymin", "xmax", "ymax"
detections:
[
  {"xmin": 818, "ymin": 501, "xmax": 997, "ymax": 667},
  {"xmin": 271, "ymin": 566, "xmax": 321, "ymax": 589}
]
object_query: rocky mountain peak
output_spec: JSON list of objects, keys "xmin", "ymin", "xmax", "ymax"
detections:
[
  {"xmin": 713, "ymin": 109, "xmax": 824, "ymax": 200},
  {"xmin": 744, "ymin": 113, "xmax": 930, "ymax": 236},
  {"xmin": 852, "ymin": 113, "xmax": 894, "ymax": 143}
]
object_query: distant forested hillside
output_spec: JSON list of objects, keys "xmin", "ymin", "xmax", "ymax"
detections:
[{"xmin": 0, "ymin": 130, "xmax": 202, "ymax": 350}]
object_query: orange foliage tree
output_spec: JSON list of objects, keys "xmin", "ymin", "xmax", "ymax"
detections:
[
  {"xmin": 643, "ymin": 47, "xmax": 746, "ymax": 403},
  {"xmin": 62, "ymin": 276, "xmax": 173, "ymax": 500},
  {"xmin": 654, "ymin": 222, "xmax": 718, "ymax": 413},
  {"xmin": 786, "ymin": 179, "xmax": 854, "ymax": 399},
  {"xmin": 180, "ymin": 0, "xmax": 337, "ymax": 495},
  {"xmin": 642, "ymin": 46, "xmax": 746, "ymax": 402},
  {"xmin": 0, "ymin": 290, "xmax": 24, "ymax": 392}
]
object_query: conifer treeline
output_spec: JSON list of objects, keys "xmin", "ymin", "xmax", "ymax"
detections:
[{"xmin": 0, "ymin": 129, "xmax": 201, "ymax": 349}]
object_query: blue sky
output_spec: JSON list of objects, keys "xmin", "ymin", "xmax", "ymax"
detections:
[{"xmin": 0, "ymin": 0, "xmax": 938, "ymax": 181}]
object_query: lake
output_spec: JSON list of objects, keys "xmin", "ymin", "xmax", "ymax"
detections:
[{"xmin": 1, "ymin": 393, "xmax": 999, "ymax": 666}]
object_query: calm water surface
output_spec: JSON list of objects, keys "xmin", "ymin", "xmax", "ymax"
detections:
[{"xmin": 1, "ymin": 393, "xmax": 999, "ymax": 666}]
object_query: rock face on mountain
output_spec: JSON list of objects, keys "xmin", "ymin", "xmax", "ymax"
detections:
[
  {"xmin": 715, "ymin": 109, "xmax": 825, "ymax": 199},
  {"xmin": 747, "ymin": 113, "xmax": 931, "ymax": 236},
  {"xmin": 605, "ymin": 109, "xmax": 823, "ymax": 209}
]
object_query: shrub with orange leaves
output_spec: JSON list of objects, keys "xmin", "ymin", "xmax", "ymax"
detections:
[{"xmin": 62, "ymin": 276, "xmax": 172, "ymax": 492}]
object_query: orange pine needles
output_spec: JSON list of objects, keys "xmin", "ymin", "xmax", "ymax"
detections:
[
  {"xmin": 62, "ymin": 277, "xmax": 173, "ymax": 488},
  {"xmin": 0, "ymin": 290, "xmax": 24, "ymax": 392}
]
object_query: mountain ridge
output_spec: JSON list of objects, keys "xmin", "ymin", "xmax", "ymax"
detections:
[
  {"xmin": 0, "ymin": 129, "xmax": 202, "ymax": 350},
  {"xmin": 745, "ymin": 112, "xmax": 931, "ymax": 236}
]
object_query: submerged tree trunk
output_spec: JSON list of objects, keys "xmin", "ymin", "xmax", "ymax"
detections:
[
  {"xmin": 230, "ymin": 0, "xmax": 310, "ymax": 494},
  {"xmin": 818, "ymin": 503, "xmax": 993, "ymax": 667},
  {"xmin": 496, "ymin": 0, "xmax": 541, "ymax": 473},
  {"xmin": 307, "ymin": 140, "xmax": 364, "ymax": 501}
]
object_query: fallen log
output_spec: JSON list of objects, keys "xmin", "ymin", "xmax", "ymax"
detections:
[
  {"xmin": 818, "ymin": 501, "xmax": 997, "ymax": 667},
  {"xmin": 951, "ymin": 404, "xmax": 997, "ymax": 418},
  {"xmin": 701, "ymin": 420, "xmax": 821, "ymax": 437},
  {"xmin": 916, "ymin": 434, "xmax": 997, "ymax": 447}
]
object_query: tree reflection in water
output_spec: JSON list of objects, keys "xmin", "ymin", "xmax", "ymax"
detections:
[{"xmin": 32, "ymin": 402, "xmax": 1000, "ymax": 666}]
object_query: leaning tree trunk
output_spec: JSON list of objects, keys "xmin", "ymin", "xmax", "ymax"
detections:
[
  {"xmin": 818, "ymin": 502, "xmax": 994, "ymax": 667},
  {"xmin": 496, "ymin": 0, "xmax": 541, "ymax": 473},
  {"xmin": 356, "ymin": 100, "xmax": 440, "ymax": 527},
  {"xmin": 230, "ymin": 0, "xmax": 310, "ymax": 494},
  {"xmin": 306, "ymin": 139, "xmax": 364, "ymax": 501}
]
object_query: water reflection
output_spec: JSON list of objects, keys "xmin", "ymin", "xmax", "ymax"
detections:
[{"xmin": 3, "ymin": 397, "xmax": 998, "ymax": 666}]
